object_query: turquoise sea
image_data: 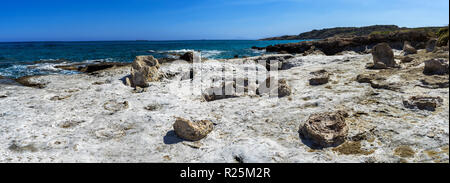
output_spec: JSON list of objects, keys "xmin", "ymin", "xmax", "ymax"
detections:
[{"xmin": 0, "ymin": 40, "xmax": 304, "ymax": 78}]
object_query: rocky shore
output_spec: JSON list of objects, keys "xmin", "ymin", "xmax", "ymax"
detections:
[{"xmin": 0, "ymin": 40, "xmax": 448, "ymax": 162}]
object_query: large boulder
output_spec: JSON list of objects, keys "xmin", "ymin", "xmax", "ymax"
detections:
[
  {"xmin": 423, "ymin": 59, "xmax": 449, "ymax": 75},
  {"xmin": 173, "ymin": 117, "xmax": 214, "ymax": 141},
  {"xmin": 371, "ymin": 43, "xmax": 396, "ymax": 69},
  {"xmin": 403, "ymin": 41, "xmax": 417, "ymax": 55},
  {"xmin": 426, "ymin": 39, "xmax": 437, "ymax": 52},
  {"xmin": 130, "ymin": 55, "xmax": 161, "ymax": 87},
  {"xmin": 309, "ymin": 70, "xmax": 330, "ymax": 85},
  {"xmin": 180, "ymin": 52, "xmax": 194, "ymax": 62},
  {"xmin": 299, "ymin": 111, "xmax": 349, "ymax": 148}
]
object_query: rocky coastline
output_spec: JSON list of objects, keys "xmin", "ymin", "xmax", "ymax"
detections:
[{"xmin": 0, "ymin": 35, "xmax": 449, "ymax": 162}]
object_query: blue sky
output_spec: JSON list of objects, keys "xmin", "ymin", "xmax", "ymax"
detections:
[{"xmin": 0, "ymin": 0, "xmax": 448, "ymax": 41}]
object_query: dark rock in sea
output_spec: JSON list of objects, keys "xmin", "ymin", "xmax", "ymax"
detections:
[
  {"xmin": 234, "ymin": 55, "xmax": 239, "ymax": 58},
  {"xmin": 299, "ymin": 111, "xmax": 349, "ymax": 148},
  {"xmin": 265, "ymin": 30, "xmax": 431, "ymax": 55},
  {"xmin": 180, "ymin": 52, "xmax": 194, "ymax": 62},
  {"xmin": 55, "ymin": 62, "xmax": 130, "ymax": 73},
  {"xmin": 423, "ymin": 59, "xmax": 449, "ymax": 75}
]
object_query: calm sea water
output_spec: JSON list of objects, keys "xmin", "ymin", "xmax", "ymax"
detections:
[{"xmin": 0, "ymin": 40, "xmax": 304, "ymax": 78}]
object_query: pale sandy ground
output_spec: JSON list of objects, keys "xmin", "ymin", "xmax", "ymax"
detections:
[{"xmin": 0, "ymin": 52, "xmax": 448, "ymax": 163}]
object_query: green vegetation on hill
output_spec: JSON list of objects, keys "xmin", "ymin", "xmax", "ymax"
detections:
[
  {"xmin": 437, "ymin": 26, "xmax": 449, "ymax": 46},
  {"xmin": 261, "ymin": 25, "xmax": 445, "ymax": 40}
]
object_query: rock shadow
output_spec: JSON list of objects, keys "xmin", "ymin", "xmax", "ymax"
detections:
[{"xmin": 120, "ymin": 75, "xmax": 132, "ymax": 86}]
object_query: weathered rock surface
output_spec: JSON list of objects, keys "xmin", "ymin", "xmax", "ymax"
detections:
[
  {"xmin": 370, "ymin": 43, "xmax": 396, "ymax": 69},
  {"xmin": 309, "ymin": 70, "xmax": 330, "ymax": 85},
  {"xmin": 130, "ymin": 55, "xmax": 161, "ymax": 87},
  {"xmin": 423, "ymin": 59, "xmax": 449, "ymax": 75},
  {"xmin": 55, "ymin": 62, "xmax": 130, "ymax": 73},
  {"xmin": 299, "ymin": 111, "xmax": 349, "ymax": 148},
  {"xmin": 173, "ymin": 117, "xmax": 214, "ymax": 141},
  {"xmin": 1, "ymin": 52, "xmax": 448, "ymax": 163},
  {"xmin": 420, "ymin": 75, "xmax": 449, "ymax": 89},
  {"xmin": 403, "ymin": 41, "xmax": 417, "ymax": 55},
  {"xmin": 403, "ymin": 96, "xmax": 443, "ymax": 111},
  {"xmin": 277, "ymin": 79, "xmax": 292, "ymax": 98}
]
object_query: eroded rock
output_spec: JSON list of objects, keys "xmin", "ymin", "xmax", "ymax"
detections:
[
  {"xmin": 173, "ymin": 117, "xmax": 214, "ymax": 141},
  {"xmin": 370, "ymin": 43, "xmax": 396, "ymax": 69},
  {"xmin": 403, "ymin": 96, "xmax": 443, "ymax": 111},
  {"xmin": 180, "ymin": 52, "xmax": 194, "ymax": 62},
  {"xmin": 403, "ymin": 41, "xmax": 417, "ymax": 55},
  {"xmin": 299, "ymin": 111, "xmax": 349, "ymax": 148},
  {"xmin": 130, "ymin": 55, "xmax": 161, "ymax": 87},
  {"xmin": 426, "ymin": 39, "xmax": 437, "ymax": 52}
]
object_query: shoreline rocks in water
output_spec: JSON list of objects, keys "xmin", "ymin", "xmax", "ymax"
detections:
[
  {"xmin": 266, "ymin": 30, "xmax": 431, "ymax": 55},
  {"xmin": 299, "ymin": 111, "xmax": 349, "ymax": 148}
]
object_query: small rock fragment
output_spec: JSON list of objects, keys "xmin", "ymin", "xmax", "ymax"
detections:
[
  {"xmin": 309, "ymin": 69, "xmax": 329, "ymax": 85},
  {"xmin": 403, "ymin": 96, "xmax": 443, "ymax": 111}
]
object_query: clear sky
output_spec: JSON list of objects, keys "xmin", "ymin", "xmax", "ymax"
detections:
[{"xmin": 0, "ymin": 0, "xmax": 448, "ymax": 42}]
